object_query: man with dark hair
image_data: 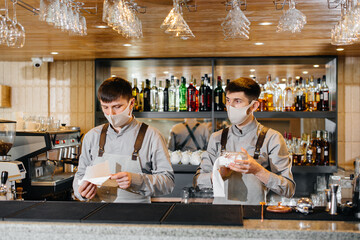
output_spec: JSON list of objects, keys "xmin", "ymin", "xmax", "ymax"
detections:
[
  {"xmin": 194, "ymin": 77, "xmax": 295, "ymax": 205},
  {"xmin": 73, "ymin": 77, "xmax": 174, "ymax": 203}
]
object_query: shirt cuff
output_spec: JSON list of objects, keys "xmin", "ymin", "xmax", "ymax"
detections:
[{"xmin": 129, "ymin": 172, "xmax": 144, "ymax": 192}]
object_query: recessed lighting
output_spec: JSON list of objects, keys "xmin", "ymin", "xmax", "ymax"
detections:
[
  {"xmin": 254, "ymin": 42, "xmax": 264, "ymax": 45},
  {"xmin": 336, "ymin": 48, "xmax": 344, "ymax": 51},
  {"xmin": 282, "ymin": 78, "xmax": 286, "ymax": 82},
  {"xmin": 259, "ymin": 22, "xmax": 272, "ymax": 26},
  {"xmin": 302, "ymin": 71, "xmax": 308, "ymax": 74},
  {"xmin": 250, "ymin": 69, "xmax": 256, "ymax": 72},
  {"xmin": 123, "ymin": 44, "xmax": 132, "ymax": 47},
  {"xmin": 163, "ymin": 71, "xmax": 169, "ymax": 74},
  {"xmin": 50, "ymin": 52, "xmax": 58, "ymax": 55},
  {"xmin": 249, "ymin": 74, "xmax": 255, "ymax": 78},
  {"xmin": 95, "ymin": 25, "xmax": 109, "ymax": 29},
  {"xmin": 313, "ymin": 65, "xmax": 319, "ymax": 68},
  {"xmin": 295, "ymin": 76, "xmax": 300, "ymax": 79}
]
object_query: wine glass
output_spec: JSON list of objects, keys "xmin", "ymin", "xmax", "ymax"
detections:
[{"xmin": 11, "ymin": 0, "xmax": 25, "ymax": 48}]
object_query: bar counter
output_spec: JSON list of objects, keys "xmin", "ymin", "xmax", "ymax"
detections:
[{"xmin": 0, "ymin": 200, "xmax": 359, "ymax": 239}]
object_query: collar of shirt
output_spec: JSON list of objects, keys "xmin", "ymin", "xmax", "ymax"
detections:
[
  {"xmin": 230, "ymin": 118, "xmax": 259, "ymax": 137},
  {"xmin": 107, "ymin": 116, "xmax": 138, "ymax": 137}
]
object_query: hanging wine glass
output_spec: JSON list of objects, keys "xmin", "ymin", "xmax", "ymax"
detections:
[{"xmin": 11, "ymin": 0, "xmax": 25, "ymax": 48}]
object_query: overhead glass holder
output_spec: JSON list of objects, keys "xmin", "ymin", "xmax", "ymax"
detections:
[
  {"xmin": 224, "ymin": 0, "xmax": 247, "ymax": 11},
  {"xmin": 273, "ymin": 0, "xmax": 293, "ymax": 10}
]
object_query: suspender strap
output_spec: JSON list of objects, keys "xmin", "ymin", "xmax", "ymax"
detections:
[
  {"xmin": 220, "ymin": 127, "xmax": 229, "ymax": 152},
  {"xmin": 132, "ymin": 123, "xmax": 149, "ymax": 160},
  {"xmin": 182, "ymin": 123, "xmax": 201, "ymax": 150},
  {"xmin": 98, "ymin": 123, "xmax": 110, "ymax": 157},
  {"xmin": 253, "ymin": 126, "xmax": 269, "ymax": 160}
]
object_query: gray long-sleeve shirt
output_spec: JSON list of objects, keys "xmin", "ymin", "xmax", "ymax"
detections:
[
  {"xmin": 73, "ymin": 117, "xmax": 175, "ymax": 201},
  {"xmin": 194, "ymin": 118, "xmax": 295, "ymax": 204},
  {"xmin": 168, "ymin": 122, "xmax": 210, "ymax": 151}
]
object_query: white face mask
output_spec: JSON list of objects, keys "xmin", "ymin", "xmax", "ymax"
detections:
[
  {"xmin": 104, "ymin": 101, "xmax": 132, "ymax": 128},
  {"xmin": 227, "ymin": 100, "xmax": 255, "ymax": 125}
]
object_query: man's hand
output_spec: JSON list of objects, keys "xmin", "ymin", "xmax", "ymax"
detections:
[
  {"xmin": 228, "ymin": 148, "xmax": 270, "ymax": 184},
  {"xmin": 110, "ymin": 172, "xmax": 132, "ymax": 189},
  {"xmin": 78, "ymin": 181, "xmax": 97, "ymax": 199},
  {"xmin": 219, "ymin": 166, "xmax": 233, "ymax": 180}
]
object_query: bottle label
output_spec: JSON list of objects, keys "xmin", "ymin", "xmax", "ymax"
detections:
[
  {"xmin": 317, "ymin": 148, "xmax": 321, "ymax": 153},
  {"xmin": 215, "ymin": 96, "xmax": 219, "ymax": 104},
  {"xmin": 324, "ymin": 151, "xmax": 328, "ymax": 156},
  {"xmin": 324, "ymin": 92, "xmax": 329, "ymax": 101}
]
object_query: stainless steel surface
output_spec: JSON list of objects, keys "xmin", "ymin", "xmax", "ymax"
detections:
[
  {"xmin": 330, "ymin": 184, "xmax": 339, "ymax": 215},
  {"xmin": 31, "ymin": 173, "xmax": 74, "ymax": 186},
  {"xmin": 325, "ymin": 189, "xmax": 331, "ymax": 212}
]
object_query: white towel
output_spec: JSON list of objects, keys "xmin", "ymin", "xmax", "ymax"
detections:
[
  {"xmin": 78, "ymin": 160, "xmax": 113, "ymax": 186},
  {"xmin": 212, "ymin": 156, "xmax": 234, "ymax": 197}
]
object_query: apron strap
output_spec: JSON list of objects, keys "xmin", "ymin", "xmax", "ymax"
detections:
[
  {"xmin": 132, "ymin": 123, "xmax": 149, "ymax": 160},
  {"xmin": 220, "ymin": 127, "xmax": 229, "ymax": 152},
  {"xmin": 179, "ymin": 123, "xmax": 201, "ymax": 150},
  {"xmin": 253, "ymin": 126, "xmax": 269, "ymax": 160},
  {"xmin": 98, "ymin": 123, "xmax": 110, "ymax": 157}
]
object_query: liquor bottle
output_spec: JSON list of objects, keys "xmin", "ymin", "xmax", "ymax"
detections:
[
  {"xmin": 293, "ymin": 138, "xmax": 304, "ymax": 166},
  {"xmin": 222, "ymin": 79, "xmax": 226, "ymax": 110},
  {"xmin": 158, "ymin": 80, "xmax": 164, "ymax": 112},
  {"xmin": 294, "ymin": 80, "xmax": 304, "ymax": 111},
  {"xmin": 175, "ymin": 78, "xmax": 180, "ymax": 112},
  {"xmin": 273, "ymin": 77, "xmax": 283, "ymax": 112},
  {"xmin": 320, "ymin": 75, "xmax": 330, "ymax": 111},
  {"xmin": 315, "ymin": 78, "xmax": 321, "ymax": 111},
  {"xmin": 258, "ymin": 83, "xmax": 267, "ymax": 112},
  {"xmin": 284, "ymin": 77, "xmax": 294, "ymax": 112},
  {"xmin": 143, "ymin": 79, "xmax": 151, "ymax": 111},
  {"xmin": 150, "ymin": 77, "xmax": 158, "ymax": 112},
  {"xmin": 163, "ymin": 79, "xmax": 170, "ymax": 112},
  {"xmin": 265, "ymin": 75, "xmax": 274, "ymax": 111},
  {"xmin": 314, "ymin": 130, "xmax": 322, "ymax": 165},
  {"xmin": 322, "ymin": 130, "xmax": 330, "ymax": 165},
  {"xmin": 214, "ymin": 76, "xmax": 224, "ymax": 111},
  {"xmin": 194, "ymin": 78, "xmax": 199, "ymax": 112},
  {"xmin": 187, "ymin": 77, "xmax": 197, "ymax": 112},
  {"xmin": 199, "ymin": 77, "xmax": 207, "ymax": 111},
  {"xmin": 205, "ymin": 74, "xmax": 212, "ymax": 111},
  {"xmin": 138, "ymin": 81, "xmax": 144, "ymax": 112},
  {"xmin": 307, "ymin": 76, "xmax": 317, "ymax": 111},
  {"xmin": 132, "ymin": 78, "xmax": 140, "ymax": 112},
  {"xmin": 304, "ymin": 135, "xmax": 313, "ymax": 166},
  {"xmin": 300, "ymin": 77, "xmax": 308, "ymax": 111},
  {"xmin": 169, "ymin": 76, "xmax": 176, "ymax": 112},
  {"xmin": 179, "ymin": 77, "xmax": 187, "ymax": 111}
]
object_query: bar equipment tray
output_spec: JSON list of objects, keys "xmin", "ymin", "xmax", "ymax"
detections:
[
  {"xmin": 4, "ymin": 201, "xmax": 105, "ymax": 222},
  {"xmin": 162, "ymin": 204, "xmax": 243, "ymax": 226},
  {"xmin": 82, "ymin": 203, "xmax": 173, "ymax": 224}
]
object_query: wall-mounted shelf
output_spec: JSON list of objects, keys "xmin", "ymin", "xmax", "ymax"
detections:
[{"xmin": 133, "ymin": 112, "xmax": 212, "ymax": 119}]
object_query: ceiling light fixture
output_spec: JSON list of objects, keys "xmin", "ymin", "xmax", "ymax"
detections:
[
  {"xmin": 282, "ymin": 78, "xmax": 286, "ymax": 82},
  {"xmin": 259, "ymin": 22, "xmax": 272, "ymax": 26},
  {"xmin": 250, "ymin": 69, "xmax": 256, "ymax": 72},
  {"xmin": 254, "ymin": 42, "xmax": 264, "ymax": 45},
  {"xmin": 50, "ymin": 52, "xmax": 59, "ymax": 55},
  {"xmin": 295, "ymin": 76, "xmax": 300, "ymax": 79},
  {"xmin": 95, "ymin": 25, "xmax": 109, "ymax": 29},
  {"xmin": 313, "ymin": 65, "xmax": 319, "ymax": 68},
  {"xmin": 111, "ymin": 75, "xmax": 116, "ymax": 77},
  {"xmin": 302, "ymin": 71, "xmax": 308, "ymax": 74},
  {"xmin": 249, "ymin": 74, "xmax": 255, "ymax": 78},
  {"xmin": 163, "ymin": 71, "xmax": 169, "ymax": 74},
  {"xmin": 123, "ymin": 44, "xmax": 132, "ymax": 47},
  {"xmin": 336, "ymin": 48, "xmax": 344, "ymax": 51}
]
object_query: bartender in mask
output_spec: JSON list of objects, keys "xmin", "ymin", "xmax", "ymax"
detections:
[
  {"xmin": 73, "ymin": 77, "xmax": 174, "ymax": 203},
  {"xmin": 193, "ymin": 77, "xmax": 295, "ymax": 205},
  {"xmin": 168, "ymin": 118, "xmax": 210, "ymax": 152}
]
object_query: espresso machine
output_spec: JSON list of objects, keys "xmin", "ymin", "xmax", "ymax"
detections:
[
  {"xmin": 8, "ymin": 127, "xmax": 82, "ymax": 200},
  {"xmin": 0, "ymin": 120, "xmax": 27, "ymax": 200}
]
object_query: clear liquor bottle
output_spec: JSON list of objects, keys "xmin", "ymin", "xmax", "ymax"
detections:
[
  {"xmin": 150, "ymin": 77, "xmax": 158, "ymax": 112},
  {"xmin": 273, "ymin": 77, "xmax": 283, "ymax": 111},
  {"xmin": 284, "ymin": 77, "xmax": 294, "ymax": 112},
  {"xmin": 138, "ymin": 81, "xmax": 144, "ymax": 112},
  {"xmin": 132, "ymin": 78, "xmax": 140, "ymax": 112},
  {"xmin": 168, "ymin": 76, "xmax": 176, "ymax": 112},
  {"xmin": 179, "ymin": 77, "xmax": 187, "ymax": 111},
  {"xmin": 307, "ymin": 76, "xmax": 317, "ymax": 111},
  {"xmin": 158, "ymin": 80, "xmax": 164, "ymax": 112},
  {"xmin": 320, "ymin": 75, "xmax": 329, "ymax": 111},
  {"xmin": 265, "ymin": 75, "xmax": 274, "ymax": 111},
  {"xmin": 315, "ymin": 78, "xmax": 321, "ymax": 111}
]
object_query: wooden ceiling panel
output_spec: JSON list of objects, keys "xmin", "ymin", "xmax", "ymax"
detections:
[{"xmin": 0, "ymin": 0, "xmax": 356, "ymax": 61}]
